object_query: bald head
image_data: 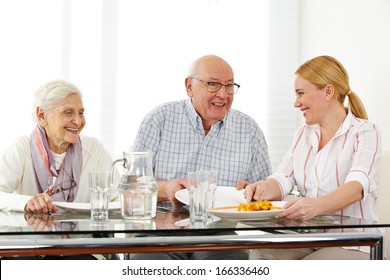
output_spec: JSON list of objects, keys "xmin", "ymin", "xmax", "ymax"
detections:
[{"xmin": 187, "ymin": 55, "xmax": 234, "ymax": 79}]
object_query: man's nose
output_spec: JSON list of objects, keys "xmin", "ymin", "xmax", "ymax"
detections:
[{"xmin": 215, "ymin": 85, "xmax": 229, "ymax": 98}]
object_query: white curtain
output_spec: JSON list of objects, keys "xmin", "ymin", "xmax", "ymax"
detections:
[{"xmin": 0, "ymin": 0, "xmax": 298, "ymax": 170}]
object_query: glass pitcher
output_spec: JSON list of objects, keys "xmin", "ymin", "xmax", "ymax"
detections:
[{"xmin": 111, "ymin": 150, "xmax": 158, "ymax": 219}]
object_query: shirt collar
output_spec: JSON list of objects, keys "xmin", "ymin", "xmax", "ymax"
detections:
[
  {"xmin": 335, "ymin": 109, "xmax": 354, "ymax": 137},
  {"xmin": 185, "ymin": 98, "xmax": 226, "ymax": 132},
  {"xmin": 310, "ymin": 109, "xmax": 354, "ymax": 142}
]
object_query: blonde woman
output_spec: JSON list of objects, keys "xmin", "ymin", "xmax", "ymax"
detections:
[{"xmin": 240, "ymin": 55, "xmax": 381, "ymax": 260}]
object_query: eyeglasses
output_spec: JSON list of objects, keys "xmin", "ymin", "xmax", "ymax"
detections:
[
  {"xmin": 191, "ymin": 77, "xmax": 240, "ymax": 95},
  {"xmin": 46, "ymin": 169, "xmax": 77, "ymax": 201}
]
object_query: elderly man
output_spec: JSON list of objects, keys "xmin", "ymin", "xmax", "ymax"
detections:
[
  {"xmin": 131, "ymin": 55, "xmax": 271, "ymax": 260},
  {"xmin": 134, "ymin": 54, "xmax": 271, "ymax": 205}
]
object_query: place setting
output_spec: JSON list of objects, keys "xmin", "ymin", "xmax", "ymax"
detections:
[
  {"xmin": 173, "ymin": 171, "xmax": 287, "ymax": 228},
  {"xmin": 52, "ymin": 201, "xmax": 121, "ymax": 214}
]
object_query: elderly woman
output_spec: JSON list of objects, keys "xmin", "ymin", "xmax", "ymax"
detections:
[{"xmin": 0, "ymin": 80, "xmax": 117, "ymax": 214}]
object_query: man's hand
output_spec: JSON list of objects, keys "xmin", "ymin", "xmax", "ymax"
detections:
[
  {"xmin": 235, "ymin": 180, "xmax": 250, "ymax": 190},
  {"xmin": 158, "ymin": 178, "xmax": 188, "ymax": 206}
]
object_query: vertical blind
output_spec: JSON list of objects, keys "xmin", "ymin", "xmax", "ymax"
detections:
[{"xmin": 0, "ymin": 0, "xmax": 298, "ymax": 171}]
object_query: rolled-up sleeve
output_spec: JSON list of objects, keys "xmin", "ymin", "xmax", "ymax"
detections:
[{"xmin": 345, "ymin": 123, "xmax": 381, "ymax": 199}]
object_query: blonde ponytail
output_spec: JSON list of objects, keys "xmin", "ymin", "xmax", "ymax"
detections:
[{"xmin": 347, "ymin": 90, "xmax": 368, "ymax": 120}]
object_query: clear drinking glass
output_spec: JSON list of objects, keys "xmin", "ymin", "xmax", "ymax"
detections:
[
  {"xmin": 187, "ymin": 170, "xmax": 218, "ymax": 222},
  {"xmin": 89, "ymin": 171, "xmax": 111, "ymax": 221}
]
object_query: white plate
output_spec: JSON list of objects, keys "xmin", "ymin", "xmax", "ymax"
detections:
[
  {"xmin": 207, "ymin": 201, "xmax": 286, "ymax": 221},
  {"xmin": 175, "ymin": 186, "xmax": 246, "ymax": 207},
  {"xmin": 174, "ymin": 218, "xmax": 190, "ymax": 227},
  {"xmin": 53, "ymin": 201, "xmax": 120, "ymax": 213}
]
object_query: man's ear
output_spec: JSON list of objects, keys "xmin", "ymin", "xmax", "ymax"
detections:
[
  {"xmin": 325, "ymin": 84, "xmax": 334, "ymax": 101},
  {"xmin": 36, "ymin": 107, "xmax": 47, "ymax": 126},
  {"xmin": 185, "ymin": 77, "xmax": 193, "ymax": 97}
]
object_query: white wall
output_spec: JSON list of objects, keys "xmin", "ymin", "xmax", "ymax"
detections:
[{"xmin": 300, "ymin": 0, "xmax": 390, "ymax": 153}]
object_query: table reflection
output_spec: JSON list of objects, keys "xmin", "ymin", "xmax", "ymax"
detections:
[
  {"xmin": 0, "ymin": 208, "xmax": 388, "ymax": 260},
  {"xmin": 0, "ymin": 208, "xmax": 389, "ymax": 235}
]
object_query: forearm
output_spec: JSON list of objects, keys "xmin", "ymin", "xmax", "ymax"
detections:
[
  {"xmin": 0, "ymin": 191, "xmax": 30, "ymax": 212},
  {"xmin": 156, "ymin": 180, "xmax": 169, "ymax": 202},
  {"xmin": 316, "ymin": 181, "xmax": 364, "ymax": 215},
  {"xmin": 265, "ymin": 178, "xmax": 283, "ymax": 200}
]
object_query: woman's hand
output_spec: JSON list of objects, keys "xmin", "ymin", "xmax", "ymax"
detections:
[
  {"xmin": 277, "ymin": 182, "xmax": 365, "ymax": 221},
  {"xmin": 243, "ymin": 181, "xmax": 266, "ymax": 202},
  {"xmin": 242, "ymin": 179, "xmax": 282, "ymax": 203},
  {"xmin": 276, "ymin": 197, "xmax": 321, "ymax": 221},
  {"xmin": 24, "ymin": 193, "xmax": 58, "ymax": 214}
]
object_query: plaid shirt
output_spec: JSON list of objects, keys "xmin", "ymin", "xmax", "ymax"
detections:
[{"xmin": 133, "ymin": 99, "xmax": 271, "ymax": 187}]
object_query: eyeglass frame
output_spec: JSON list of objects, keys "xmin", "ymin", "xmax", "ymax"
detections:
[
  {"xmin": 190, "ymin": 77, "xmax": 240, "ymax": 95},
  {"xmin": 46, "ymin": 169, "xmax": 77, "ymax": 201}
]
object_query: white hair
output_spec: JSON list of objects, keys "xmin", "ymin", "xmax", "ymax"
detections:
[
  {"xmin": 187, "ymin": 58, "xmax": 200, "ymax": 78},
  {"xmin": 32, "ymin": 79, "xmax": 82, "ymax": 122}
]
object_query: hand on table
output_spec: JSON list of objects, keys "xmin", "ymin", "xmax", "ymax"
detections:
[
  {"xmin": 160, "ymin": 178, "xmax": 188, "ymax": 206},
  {"xmin": 276, "ymin": 197, "xmax": 321, "ymax": 221},
  {"xmin": 24, "ymin": 212, "xmax": 56, "ymax": 232},
  {"xmin": 24, "ymin": 193, "xmax": 58, "ymax": 214}
]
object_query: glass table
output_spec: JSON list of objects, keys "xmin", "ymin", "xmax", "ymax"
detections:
[{"xmin": 0, "ymin": 207, "xmax": 388, "ymax": 260}]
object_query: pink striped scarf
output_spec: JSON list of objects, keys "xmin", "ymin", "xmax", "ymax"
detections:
[{"xmin": 30, "ymin": 125, "xmax": 82, "ymax": 202}]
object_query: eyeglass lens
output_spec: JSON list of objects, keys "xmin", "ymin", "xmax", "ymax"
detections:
[{"xmin": 207, "ymin": 82, "xmax": 238, "ymax": 94}]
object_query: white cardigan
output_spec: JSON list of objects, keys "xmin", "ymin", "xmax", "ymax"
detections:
[{"xmin": 0, "ymin": 135, "xmax": 118, "ymax": 211}]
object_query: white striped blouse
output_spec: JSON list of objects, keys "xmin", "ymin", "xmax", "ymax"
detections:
[{"xmin": 269, "ymin": 111, "xmax": 381, "ymax": 221}]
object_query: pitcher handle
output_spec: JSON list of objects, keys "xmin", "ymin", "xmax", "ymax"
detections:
[{"xmin": 110, "ymin": 158, "xmax": 127, "ymax": 187}]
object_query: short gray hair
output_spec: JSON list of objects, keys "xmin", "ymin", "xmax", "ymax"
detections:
[
  {"xmin": 187, "ymin": 57, "xmax": 200, "ymax": 78},
  {"xmin": 32, "ymin": 79, "xmax": 82, "ymax": 122}
]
